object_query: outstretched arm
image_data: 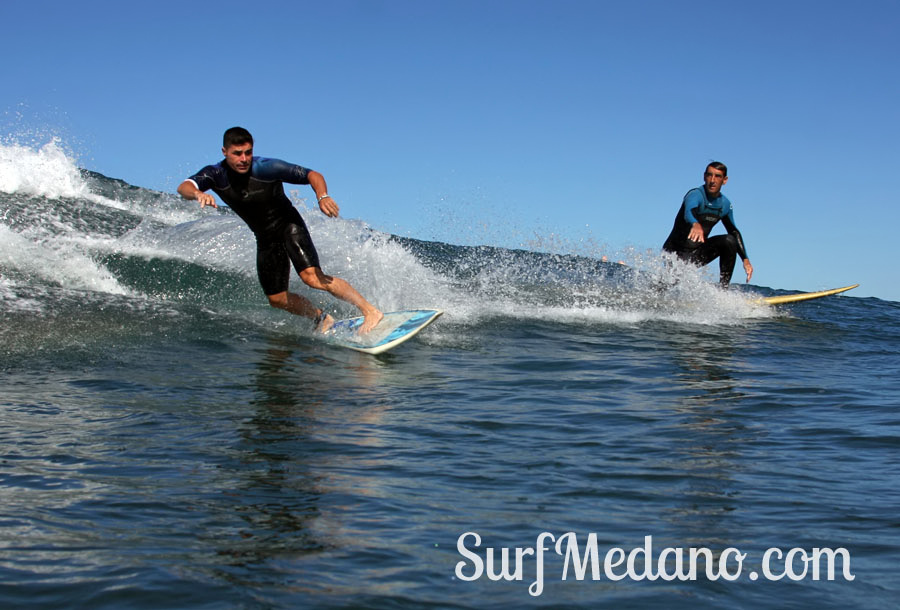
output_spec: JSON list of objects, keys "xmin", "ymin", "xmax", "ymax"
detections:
[
  {"xmin": 307, "ymin": 170, "xmax": 339, "ymax": 218},
  {"xmin": 177, "ymin": 180, "xmax": 218, "ymax": 209},
  {"xmin": 682, "ymin": 191, "xmax": 706, "ymax": 243},
  {"xmin": 722, "ymin": 212, "xmax": 753, "ymax": 282}
]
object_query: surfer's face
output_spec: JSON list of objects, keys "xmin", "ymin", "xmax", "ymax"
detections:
[
  {"xmin": 223, "ymin": 143, "xmax": 253, "ymax": 174},
  {"xmin": 704, "ymin": 166, "xmax": 728, "ymax": 196}
]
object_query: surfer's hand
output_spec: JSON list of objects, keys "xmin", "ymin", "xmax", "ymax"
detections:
[
  {"xmin": 688, "ymin": 223, "xmax": 705, "ymax": 243},
  {"xmin": 318, "ymin": 196, "xmax": 339, "ymax": 218},
  {"xmin": 744, "ymin": 259, "xmax": 754, "ymax": 282},
  {"xmin": 196, "ymin": 192, "xmax": 217, "ymax": 209}
]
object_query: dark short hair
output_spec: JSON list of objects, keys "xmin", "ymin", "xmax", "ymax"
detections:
[
  {"xmin": 223, "ymin": 126, "xmax": 253, "ymax": 148},
  {"xmin": 706, "ymin": 161, "xmax": 728, "ymax": 177}
]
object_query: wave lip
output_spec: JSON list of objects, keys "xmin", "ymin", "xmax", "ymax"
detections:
[{"xmin": 0, "ymin": 140, "xmax": 92, "ymax": 200}]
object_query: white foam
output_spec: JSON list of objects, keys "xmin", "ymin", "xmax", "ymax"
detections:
[
  {"xmin": 0, "ymin": 223, "xmax": 129, "ymax": 295},
  {"xmin": 401, "ymin": 241, "xmax": 773, "ymax": 328},
  {"xmin": 0, "ymin": 140, "xmax": 199, "ymax": 227},
  {"xmin": 0, "ymin": 140, "xmax": 92, "ymax": 199},
  {"xmin": 0, "ymin": 141, "xmax": 772, "ymax": 326},
  {"xmin": 304, "ymin": 210, "xmax": 447, "ymax": 313}
]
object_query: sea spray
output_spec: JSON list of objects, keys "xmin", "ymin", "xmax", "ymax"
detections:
[{"xmin": 1, "ymin": 141, "xmax": 773, "ymax": 339}]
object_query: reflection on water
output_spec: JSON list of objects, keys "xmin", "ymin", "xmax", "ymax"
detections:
[
  {"xmin": 210, "ymin": 333, "xmax": 399, "ymax": 595},
  {"xmin": 657, "ymin": 324, "xmax": 760, "ymax": 550}
]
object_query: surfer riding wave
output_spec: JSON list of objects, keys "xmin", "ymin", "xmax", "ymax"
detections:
[
  {"xmin": 662, "ymin": 161, "xmax": 754, "ymax": 286},
  {"xmin": 177, "ymin": 127, "xmax": 383, "ymax": 334}
]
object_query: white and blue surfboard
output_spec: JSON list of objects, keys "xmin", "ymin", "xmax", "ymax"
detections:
[{"xmin": 324, "ymin": 309, "xmax": 443, "ymax": 355}]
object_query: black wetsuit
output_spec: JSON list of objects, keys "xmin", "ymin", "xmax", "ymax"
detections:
[
  {"xmin": 187, "ymin": 157, "xmax": 320, "ymax": 295},
  {"xmin": 662, "ymin": 186, "xmax": 748, "ymax": 285}
]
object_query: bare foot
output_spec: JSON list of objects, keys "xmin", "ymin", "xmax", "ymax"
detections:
[
  {"xmin": 314, "ymin": 313, "xmax": 335, "ymax": 334},
  {"xmin": 358, "ymin": 309, "xmax": 384, "ymax": 334}
]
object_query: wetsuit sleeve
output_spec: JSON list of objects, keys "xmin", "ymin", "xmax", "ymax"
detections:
[
  {"xmin": 721, "ymin": 210, "xmax": 748, "ymax": 260},
  {"xmin": 253, "ymin": 158, "xmax": 312, "ymax": 184},
  {"xmin": 682, "ymin": 189, "xmax": 704, "ymax": 224},
  {"xmin": 186, "ymin": 164, "xmax": 225, "ymax": 192}
]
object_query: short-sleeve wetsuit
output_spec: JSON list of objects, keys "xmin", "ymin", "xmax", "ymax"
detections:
[
  {"xmin": 186, "ymin": 157, "xmax": 321, "ymax": 295},
  {"xmin": 662, "ymin": 186, "xmax": 748, "ymax": 284}
]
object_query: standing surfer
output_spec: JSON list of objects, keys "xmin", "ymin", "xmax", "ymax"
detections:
[
  {"xmin": 662, "ymin": 162, "xmax": 754, "ymax": 285},
  {"xmin": 177, "ymin": 127, "xmax": 383, "ymax": 333}
]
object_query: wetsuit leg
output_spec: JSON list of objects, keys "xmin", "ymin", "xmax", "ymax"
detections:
[
  {"xmin": 256, "ymin": 239, "xmax": 292, "ymax": 295},
  {"xmin": 282, "ymin": 219, "xmax": 321, "ymax": 274},
  {"xmin": 255, "ymin": 214, "xmax": 322, "ymax": 295},
  {"xmin": 683, "ymin": 235, "xmax": 737, "ymax": 285},
  {"xmin": 712, "ymin": 234, "xmax": 738, "ymax": 284}
]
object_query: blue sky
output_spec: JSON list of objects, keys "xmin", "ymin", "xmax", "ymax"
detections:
[{"xmin": 3, "ymin": 0, "xmax": 898, "ymax": 301}]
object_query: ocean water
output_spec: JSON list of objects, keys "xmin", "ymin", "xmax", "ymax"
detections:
[{"xmin": 1, "ymin": 142, "xmax": 898, "ymax": 609}]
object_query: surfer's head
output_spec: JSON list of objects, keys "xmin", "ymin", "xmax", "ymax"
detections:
[
  {"xmin": 704, "ymin": 162, "xmax": 728, "ymax": 197},
  {"xmin": 707, "ymin": 161, "xmax": 727, "ymax": 177},
  {"xmin": 222, "ymin": 127, "xmax": 254, "ymax": 174},
  {"xmin": 223, "ymin": 126, "xmax": 253, "ymax": 148}
]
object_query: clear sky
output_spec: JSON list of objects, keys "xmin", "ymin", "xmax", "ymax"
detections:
[{"xmin": 3, "ymin": 0, "xmax": 898, "ymax": 301}]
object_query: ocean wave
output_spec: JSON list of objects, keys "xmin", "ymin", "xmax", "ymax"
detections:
[{"xmin": 0, "ymin": 142, "xmax": 774, "ymax": 333}]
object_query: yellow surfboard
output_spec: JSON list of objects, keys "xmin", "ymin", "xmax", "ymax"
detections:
[{"xmin": 759, "ymin": 284, "xmax": 859, "ymax": 305}]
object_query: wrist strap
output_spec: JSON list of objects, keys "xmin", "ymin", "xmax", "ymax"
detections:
[{"xmin": 317, "ymin": 193, "xmax": 330, "ymax": 202}]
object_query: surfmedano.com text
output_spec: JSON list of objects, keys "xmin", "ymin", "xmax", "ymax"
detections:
[{"xmin": 454, "ymin": 532, "xmax": 855, "ymax": 596}]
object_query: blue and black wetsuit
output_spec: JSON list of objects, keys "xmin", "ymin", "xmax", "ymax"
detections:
[
  {"xmin": 662, "ymin": 187, "xmax": 748, "ymax": 285},
  {"xmin": 187, "ymin": 157, "xmax": 321, "ymax": 295}
]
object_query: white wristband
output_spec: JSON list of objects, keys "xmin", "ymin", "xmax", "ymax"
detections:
[{"xmin": 317, "ymin": 193, "xmax": 330, "ymax": 202}]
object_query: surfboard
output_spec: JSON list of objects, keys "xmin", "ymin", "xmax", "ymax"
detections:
[
  {"xmin": 323, "ymin": 309, "xmax": 443, "ymax": 355},
  {"xmin": 758, "ymin": 284, "xmax": 859, "ymax": 305}
]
